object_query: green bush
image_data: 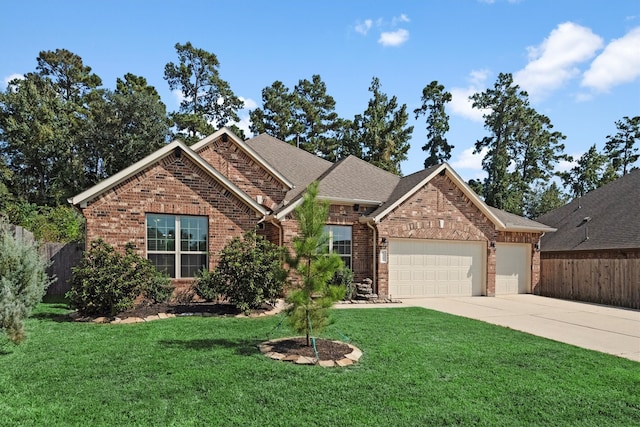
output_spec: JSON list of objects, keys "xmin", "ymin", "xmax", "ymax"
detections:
[
  {"xmin": 0, "ymin": 220, "xmax": 53, "ymax": 344},
  {"xmin": 4, "ymin": 202, "xmax": 84, "ymax": 243},
  {"xmin": 195, "ymin": 231, "xmax": 287, "ymax": 313},
  {"xmin": 66, "ymin": 240, "xmax": 173, "ymax": 316},
  {"xmin": 330, "ymin": 267, "xmax": 354, "ymax": 300},
  {"xmin": 194, "ymin": 269, "xmax": 222, "ymax": 302}
]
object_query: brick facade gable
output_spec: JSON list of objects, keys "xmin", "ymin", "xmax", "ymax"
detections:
[{"xmin": 195, "ymin": 136, "xmax": 288, "ymax": 210}]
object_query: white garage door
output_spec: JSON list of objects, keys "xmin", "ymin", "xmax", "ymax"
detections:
[
  {"xmin": 389, "ymin": 239, "xmax": 484, "ymax": 298},
  {"xmin": 495, "ymin": 243, "xmax": 530, "ymax": 294}
]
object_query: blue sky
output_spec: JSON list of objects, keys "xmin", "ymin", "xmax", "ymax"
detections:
[{"xmin": 2, "ymin": 0, "xmax": 639, "ymax": 181}]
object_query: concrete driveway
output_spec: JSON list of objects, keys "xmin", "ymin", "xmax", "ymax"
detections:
[{"xmin": 337, "ymin": 295, "xmax": 640, "ymax": 362}]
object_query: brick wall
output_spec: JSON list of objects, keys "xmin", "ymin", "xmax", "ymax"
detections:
[
  {"xmin": 195, "ymin": 136, "xmax": 288, "ymax": 210},
  {"xmin": 81, "ymin": 152, "xmax": 260, "ymax": 292},
  {"xmin": 374, "ymin": 175, "xmax": 541, "ymax": 298}
]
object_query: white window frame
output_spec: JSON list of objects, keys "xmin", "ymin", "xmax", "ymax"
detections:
[
  {"xmin": 324, "ymin": 225, "xmax": 352, "ymax": 269},
  {"xmin": 146, "ymin": 214, "xmax": 208, "ymax": 278}
]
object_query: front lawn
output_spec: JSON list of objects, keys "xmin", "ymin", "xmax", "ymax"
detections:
[{"xmin": 1, "ymin": 303, "xmax": 638, "ymax": 426}]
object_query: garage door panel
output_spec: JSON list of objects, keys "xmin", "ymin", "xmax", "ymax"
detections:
[
  {"xmin": 495, "ymin": 244, "xmax": 529, "ymax": 294},
  {"xmin": 389, "ymin": 239, "xmax": 483, "ymax": 298}
]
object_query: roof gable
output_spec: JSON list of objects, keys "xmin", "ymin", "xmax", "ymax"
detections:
[
  {"xmin": 537, "ymin": 170, "xmax": 640, "ymax": 251},
  {"xmin": 68, "ymin": 139, "xmax": 268, "ymax": 216},
  {"xmin": 192, "ymin": 128, "xmax": 294, "ymax": 190},
  {"xmin": 364, "ymin": 163, "xmax": 554, "ymax": 233}
]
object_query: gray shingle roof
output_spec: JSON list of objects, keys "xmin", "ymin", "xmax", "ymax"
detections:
[
  {"xmin": 536, "ymin": 169, "xmax": 640, "ymax": 251},
  {"xmin": 245, "ymin": 134, "xmax": 333, "ymax": 203},
  {"xmin": 489, "ymin": 207, "xmax": 556, "ymax": 232},
  {"xmin": 316, "ymin": 155, "xmax": 400, "ymax": 204}
]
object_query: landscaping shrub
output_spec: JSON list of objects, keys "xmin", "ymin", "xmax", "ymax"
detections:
[
  {"xmin": 66, "ymin": 240, "xmax": 173, "ymax": 316},
  {"xmin": 0, "ymin": 219, "xmax": 53, "ymax": 344},
  {"xmin": 195, "ymin": 230, "xmax": 287, "ymax": 313},
  {"xmin": 330, "ymin": 267, "xmax": 354, "ymax": 300}
]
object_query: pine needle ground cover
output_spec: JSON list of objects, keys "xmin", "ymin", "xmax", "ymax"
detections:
[{"xmin": 1, "ymin": 304, "xmax": 638, "ymax": 426}]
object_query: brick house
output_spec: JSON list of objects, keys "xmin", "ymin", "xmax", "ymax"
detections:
[
  {"xmin": 536, "ymin": 170, "xmax": 640, "ymax": 309},
  {"xmin": 69, "ymin": 128, "xmax": 555, "ymax": 298}
]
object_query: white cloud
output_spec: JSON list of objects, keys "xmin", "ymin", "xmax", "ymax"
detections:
[
  {"xmin": 172, "ymin": 89, "xmax": 185, "ymax": 107},
  {"xmin": 451, "ymin": 146, "xmax": 488, "ymax": 172},
  {"xmin": 355, "ymin": 19, "xmax": 373, "ymax": 35},
  {"xmin": 378, "ymin": 29, "xmax": 409, "ymax": 47},
  {"xmin": 582, "ymin": 26, "xmax": 640, "ymax": 92},
  {"xmin": 514, "ymin": 22, "xmax": 603, "ymax": 101},
  {"xmin": 392, "ymin": 14, "xmax": 410, "ymax": 25},
  {"xmin": 2, "ymin": 73, "xmax": 24, "ymax": 89},
  {"xmin": 239, "ymin": 97, "xmax": 257, "ymax": 110},
  {"xmin": 450, "ymin": 69, "xmax": 491, "ymax": 122},
  {"xmin": 233, "ymin": 113, "xmax": 253, "ymax": 138}
]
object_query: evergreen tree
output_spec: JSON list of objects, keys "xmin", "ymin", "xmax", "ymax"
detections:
[
  {"xmin": 0, "ymin": 219, "xmax": 53, "ymax": 344},
  {"xmin": 560, "ymin": 145, "xmax": 617, "ymax": 198},
  {"xmin": 292, "ymin": 75, "xmax": 343, "ymax": 160},
  {"xmin": 249, "ymin": 76, "xmax": 347, "ymax": 161},
  {"xmin": 34, "ymin": 48, "xmax": 102, "ymax": 102},
  {"xmin": 604, "ymin": 116, "xmax": 639, "ymax": 176},
  {"xmin": 164, "ymin": 42, "xmax": 243, "ymax": 143},
  {"xmin": 285, "ymin": 182, "xmax": 345, "ymax": 346},
  {"xmin": 471, "ymin": 73, "xmax": 566, "ymax": 215},
  {"xmin": 355, "ymin": 77, "xmax": 413, "ymax": 175},
  {"xmin": 249, "ymin": 80, "xmax": 296, "ymax": 141},
  {"xmin": 414, "ymin": 80, "xmax": 453, "ymax": 168},
  {"xmin": 525, "ymin": 182, "xmax": 569, "ymax": 218}
]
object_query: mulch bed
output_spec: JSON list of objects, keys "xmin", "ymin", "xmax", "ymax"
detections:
[
  {"xmin": 269, "ymin": 337, "xmax": 353, "ymax": 360},
  {"xmin": 115, "ymin": 300, "xmax": 274, "ymax": 319}
]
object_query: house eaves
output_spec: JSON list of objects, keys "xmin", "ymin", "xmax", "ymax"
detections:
[
  {"xmin": 191, "ymin": 127, "xmax": 294, "ymax": 190},
  {"xmin": 68, "ymin": 139, "xmax": 268, "ymax": 216}
]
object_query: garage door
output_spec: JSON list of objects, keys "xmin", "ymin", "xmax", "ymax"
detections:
[
  {"xmin": 495, "ymin": 243, "xmax": 530, "ymax": 294},
  {"xmin": 389, "ymin": 239, "xmax": 484, "ymax": 298}
]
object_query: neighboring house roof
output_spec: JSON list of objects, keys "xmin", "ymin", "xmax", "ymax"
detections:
[
  {"xmin": 68, "ymin": 138, "xmax": 268, "ymax": 216},
  {"xmin": 537, "ymin": 169, "xmax": 640, "ymax": 251},
  {"xmin": 245, "ymin": 133, "xmax": 333, "ymax": 204},
  {"xmin": 192, "ymin": 128, "xmax": 294, "ymax": 190}
]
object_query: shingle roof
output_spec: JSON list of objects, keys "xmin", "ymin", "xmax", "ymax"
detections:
[
  {"xmin": 489, "ymin": 207, "xmax": 556, "ymax": 232},
  {"xmin": 245, "ymin": 133, "xmax": 333, "ymax": 203},
  {"xmin": 315, "ymin": 155, "xmax": 400, "ymax": 204},
  {"xmin": 536, "ymin": 169, "xmax": 640, "ymax": 251}
]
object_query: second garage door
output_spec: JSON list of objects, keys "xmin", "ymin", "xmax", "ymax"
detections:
[
  {"xmin": 495, "ymin": 243, "xmax": 530, "ymax": 294},
  {"xmin": 389, "ymin": 239, "xmax": 484, "ymax": 298}
]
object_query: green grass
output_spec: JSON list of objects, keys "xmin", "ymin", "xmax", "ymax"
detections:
[{"xmin": 1, "ymin": 304, "xmax": 638, "ymax": 426}]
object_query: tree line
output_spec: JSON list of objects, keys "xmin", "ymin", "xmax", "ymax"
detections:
[{"xmin": 1, "ymin": 42, "xmax": 638, "ymax": 231}]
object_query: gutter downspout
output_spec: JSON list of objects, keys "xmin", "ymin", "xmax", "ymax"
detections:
[{"xmin": 366, "ymin": 221, "xmax": 377, "ymax": 296}]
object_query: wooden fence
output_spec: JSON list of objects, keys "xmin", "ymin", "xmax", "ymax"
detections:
[
  {"xmin": 540, "ymin": 257, "xmax": 640, "ymax": 310},
  {"xmin": 41, "ymin": 242, "xmax": 85, "ymax": 296}
]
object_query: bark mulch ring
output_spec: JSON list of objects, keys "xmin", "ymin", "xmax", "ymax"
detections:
[{"xmin": 259, "ymin": 336, "xmax": 363, "ymax": 368}]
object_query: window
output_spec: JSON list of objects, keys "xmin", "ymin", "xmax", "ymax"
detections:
[
  {"xmin": 324, "ymin": 225, "xmax": 352, "ymax": 269},
  {"xmin": 146, "ymin": 214, "xmax": 208, "ymax": 278}
]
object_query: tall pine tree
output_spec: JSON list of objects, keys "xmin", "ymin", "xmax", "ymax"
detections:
[
  {"xmin": 355, "ymin": 77, "xmax": 413, "ymax": 175},
  {"xmin": 604, "ymin": 116, "xmax": 639, "ymax": 176},
  {"xmin": 164, "ymin": 42, "xmax": 243, "ymax": 143},
  {"xmin": 414, "ymin": 80, "xmax": 453, "ymax": 168}
]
